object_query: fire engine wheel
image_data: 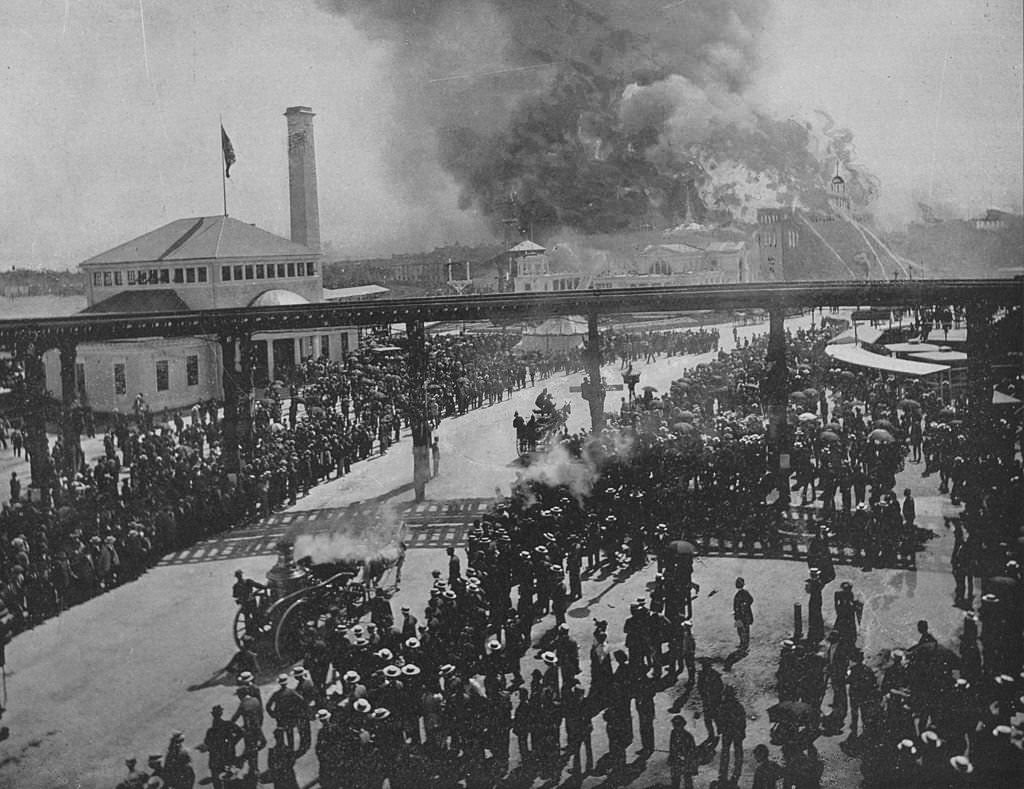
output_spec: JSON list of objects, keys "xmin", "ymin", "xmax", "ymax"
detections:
[
  {"xmin": 274, "ymin": 599, "xmax": 311, "ymax": 664},
  {"xmin": 232, "ymin": 608, "xmax": 248, "ymax": 650}
]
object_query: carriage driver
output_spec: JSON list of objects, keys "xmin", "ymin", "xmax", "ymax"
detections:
[{"xmin": 535, "ymin": 388, "xmax": 555, "ymax": 415}]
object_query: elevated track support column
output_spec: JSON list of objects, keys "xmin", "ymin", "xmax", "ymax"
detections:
[
  {"xmin": 406, "ymin": 320, "xmax": 431, "ymax": 502},
  {"xmin": 964, "ymin": 301, "xmax": 996, "ymax": 509},
  {"xmin": 58, "ymin": 338, "xmax": 83, "ymax": 479},
  {"xmin": 582, "ymin": 311, "xmax": 606, "ymax": 432},
  {"xmin": 764, "ymin": 307, "xmax": 791, "ymax": 506},
  {"xmin": 16, "ymin": 336, "xmax": 54, "ymax": 503}
]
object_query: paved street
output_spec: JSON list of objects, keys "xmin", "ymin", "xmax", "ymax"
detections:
[{"xmin": 0, "ymin": 314, "xmax": 968, "ymax": 789}]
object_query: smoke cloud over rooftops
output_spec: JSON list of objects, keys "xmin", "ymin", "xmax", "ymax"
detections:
[{"xmin": 320, "ymin": 0, "xmax": 881, "ymax": 236}]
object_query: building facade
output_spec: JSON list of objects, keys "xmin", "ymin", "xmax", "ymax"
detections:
[
  {"xmin": 512, "ymin": 235, "xmax": 754, "ymax": 293},
  {"xmin": 44, "ymin": 106, "xmax": 356, "ymax": 413}
]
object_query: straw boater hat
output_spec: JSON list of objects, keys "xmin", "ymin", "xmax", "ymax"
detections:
[
  {"xmin": 277, "ymin": 674, "xmax": 290, "ymax": 686},
  {"xmin": 237, "ymin": 672, "xmax": 254, "ymax": 684},
  {"xmin": 920, "ymin": 730, "xmax": 942, "ymax": 747},
  {"xmin": 949, "ymin": 756, "xmax": 973, "ymax": 774},
  {"xmin": 353, "ymin": 699, "xmax": 372, "ymax": 714},
  {"xmin": 342, "ymin": 671, "xmax": 361, "ymax": 684},
  {"xmin": 487, "ymin": 639, "xmax": 502, "ymax": 651},
  {"xmin": 293, "ymin": 667, "xmax": 306, "ymax": 678},
  {"xmin": 404, "ymin": 638, "xmax": 420, "ymax": 650},
  {"xmin": 316, "ymin": 709, "xmax": 331, "ymax": 722},
  {"xmin": 541, "ymin": 651, "xmax": 558, "ymax": 665},
  {"xmin": 897, "ymin": 739, "xmax": 917, "ymax": 755},
  {"xmin": 439, "ymin": 664, "xmax": 456, "ymax": 677},
  {"xmin": 376, "ymin": 649, "xmax": 394, "ymax": 661},
  {"xmin": 402, "ymin": 664, "xmax": 421, "ymax": 677},
  {"xmin": 370, "ymin": 708, "xmax": 391, "ymax": 721},
  {"xmin": 383, "ymin": 665, "xmax": 402, "ymax": 679}
]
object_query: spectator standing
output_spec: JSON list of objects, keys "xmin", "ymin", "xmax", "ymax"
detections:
[{"xmin": 733, "ymin": 577, "xmax": 754, "ymax": 652}]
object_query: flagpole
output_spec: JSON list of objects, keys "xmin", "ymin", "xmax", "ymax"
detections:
[{"xmin": 220, "ymin": 115, "xmax": 228, "ymax": 217}]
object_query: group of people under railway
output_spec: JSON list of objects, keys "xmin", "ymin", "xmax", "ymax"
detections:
[
  {"xmin": 122, "ymin": 445, "xmax": 1020, "ymax": 788},
  {"xmin": 0, "ymin": 332, "xmax": 570, "ymax": 638},
  {"xmin": 607, "ymin": 327, "xmax": 722, "ymax": 368},
  {"xmin": 108, "ymin": 302, "xmax": 1022, "ymax": 788}
]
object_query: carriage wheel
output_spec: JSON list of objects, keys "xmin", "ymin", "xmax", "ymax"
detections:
[
  {"xmin": 232, "ymin": 607, "xmax": 249, "ymax": 650},
  {"xmin": 274, "ymin": 599, "xmax": 311, "ymax": 664}
]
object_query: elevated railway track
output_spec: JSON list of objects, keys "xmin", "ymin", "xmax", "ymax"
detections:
[{"xmin": 0, "ymin": 278, "xmax": 1017, "ymax": 347}]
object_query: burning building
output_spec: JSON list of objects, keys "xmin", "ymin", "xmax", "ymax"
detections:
[{"xmin": 755, "ymin": 165, "xmax": 914, "ymax": 281}]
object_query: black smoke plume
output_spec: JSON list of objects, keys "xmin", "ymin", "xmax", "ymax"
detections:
[{"xmin": 321, "ymin": 1, "xmax": 878, "ymax": 236}]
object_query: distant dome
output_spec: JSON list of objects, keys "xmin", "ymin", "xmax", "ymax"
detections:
[
  {"xmin": 831, "ymin": 173, "xmax": 845, "ymax": 185},
  {"xmin": 249, "ymin": 289, "xmax": 309, "ymax": 307}
]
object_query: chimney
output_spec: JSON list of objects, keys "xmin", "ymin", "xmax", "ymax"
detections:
[{"xmin": 285, "ymin": 106, "xmax": 321, "ymax": 251}]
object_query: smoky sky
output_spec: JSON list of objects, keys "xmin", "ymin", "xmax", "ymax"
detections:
[
  {"xmin": 320, "ymin": 0, "xmax": 788, "ymax": 234},
  {"xmin": 0, "ymin": 0, "xmax": 1019, "ymax": 267}
]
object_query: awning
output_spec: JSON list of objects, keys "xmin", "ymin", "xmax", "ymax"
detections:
[
  {"xmin": 885, "ymin": 342, "xmax": 940, "ymax": 354},
  {"xmin": 826, "ymin": 344, "xmax": 949, "ymax": 376},
  {"xmin": 909, "ymin": 350, "xmax": 968, "ymax": 363},
  {"xmin": 925, "ymin": 328, "xmax": 967, "ymax": 344},
  {"xmin": 832, "ymin": 326, "xmax": 884, "ymax": 345}
]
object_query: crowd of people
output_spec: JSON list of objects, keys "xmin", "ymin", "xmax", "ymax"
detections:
[
  {"xmin": 0, "ymin": 333, "xmax": 555, "ymax": 636},
  {"xmin": 110, "ymin": 307, "xmax": 1021, "ymax": 788}
]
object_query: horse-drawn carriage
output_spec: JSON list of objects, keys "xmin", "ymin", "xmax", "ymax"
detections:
[
  {"xmin": 515, "ymin": 389, "xmax": 571, "ymax": 454},
  {"xmin": 232, "ymin": 524, "xmax": 405, "ymax": 664}
]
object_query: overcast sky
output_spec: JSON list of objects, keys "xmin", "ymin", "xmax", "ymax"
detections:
[{"xmin": 0, "ymin": 0, "xmax": 1020, "ymax": 268}]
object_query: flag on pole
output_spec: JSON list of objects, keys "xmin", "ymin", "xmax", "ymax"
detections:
[{"xmin": 221, "ymin": 125, "xmax": 236, "ymax": 178}]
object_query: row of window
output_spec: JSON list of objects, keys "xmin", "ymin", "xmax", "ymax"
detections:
[
  {"xmin": 91, "ymin": 260, "xmax": 317, "ymax": 288},
  {"xmin": 221, "ymin": 260, "xmax": 316, "ymax": 281},
  {"xmin": 93, "ymin": 267, "xmax": 210, "ymax": 287},
  {"xmin": 112, "ymin": 356, "xmax": 200, "ymax": 395}
]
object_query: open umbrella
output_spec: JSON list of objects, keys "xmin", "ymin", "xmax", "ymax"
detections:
[
  {"xmin": 820, "ymin": 430, "xmax": 841, "ymax": 442},
  {"xmin": 667, "ymin": 540, "xmax": 696, "ymax": 556},
  {"xmin": 798, "ymin": 412, "xmax": 818, "ymax": 422},
  {"xmin": 897, "ymin": 398, "xmax": 921, "ymax": 412},
  {"xmin": 871, "ymin": 419, "xmax": 896, "ymax": 432},
  {"xmin": 824, "ymin": 422, "xmax": 843, "ymax": 432},
  {"xmin": 642, "ymin": 385, "xmax": 658, "ymax": 392},
  {"xmin": 803, "ymin": 388, "xmax": 818, "ymax": 399},
  {"xmin": 868, "ymin": 428, "xmax": 895, "ymax": 443},
  {"xmin": 678, "ymin": 411, "xmax": 695, "ymax": 422},
  {"xmin": 672, "ymin": 423, "xmax": 696, "ymax": 434}
]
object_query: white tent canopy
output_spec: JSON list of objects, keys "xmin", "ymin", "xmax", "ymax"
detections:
[
  {"xmin": 826, "ymin": 344, "xmax": 949, "ymax": 376},
  {"xmin": 514, "ymin": 316, "xmax": 587, "ymax": 354}
]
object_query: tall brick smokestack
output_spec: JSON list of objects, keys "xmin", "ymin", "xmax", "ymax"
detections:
[{"xmin": 285, "ymin": 106, "xmax": 321, "ymax": 251}]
